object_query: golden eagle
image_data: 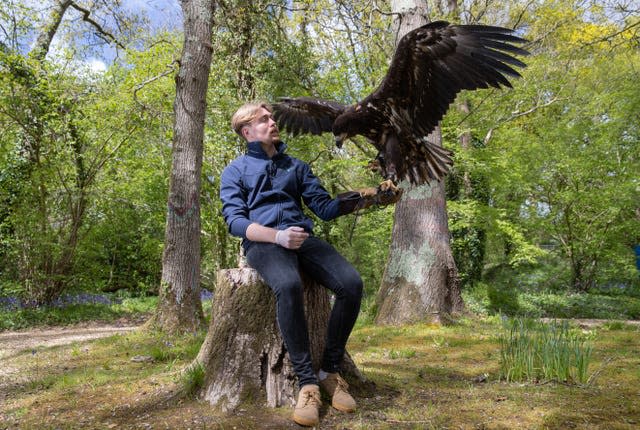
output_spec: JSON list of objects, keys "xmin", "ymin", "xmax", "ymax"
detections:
[{"xmin": 272, "ymin": 21, "xmax": 529, "ymax": 186}]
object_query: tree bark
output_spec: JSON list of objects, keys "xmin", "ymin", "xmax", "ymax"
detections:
[
  {"xmin": 375, "ymin": 0, "xmax": 464, "ymax": 325},
  {"xmin": 195, "ymin": 268, "xmax": 365, "ymax": 412},
  {"xmin": 30, "ymin": 0, "xmax": 73, "ymax": 62},
  {"xmin": 154, "ymin": 0, "xmax": 215, "ymax": 333}
]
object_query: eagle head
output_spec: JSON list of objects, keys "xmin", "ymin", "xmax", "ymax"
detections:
[{"xmin": 332, "ymin": 106, "xmax": 367, "ymax": 148}]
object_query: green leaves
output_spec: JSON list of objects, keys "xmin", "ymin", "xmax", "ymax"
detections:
[{"xmin": 445, "ymin": 0, "xmax": 640, "ymax": 291}]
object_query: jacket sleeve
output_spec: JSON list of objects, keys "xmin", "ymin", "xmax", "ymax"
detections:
[
  {"xmin": 220, "ymin": 163, "xmax": 252, "ymax": 238},
  {"xmin": 299, "ymin": 162, "xmax": 341, "ymax": 221}
]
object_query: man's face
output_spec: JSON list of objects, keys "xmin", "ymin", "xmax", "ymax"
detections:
[{"xmin": 242, "ymin": 107, "xmax": 280, "ymax": 145}]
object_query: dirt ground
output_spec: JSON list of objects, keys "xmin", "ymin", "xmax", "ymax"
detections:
[
  {"xmin": 2, "ymin": 318, "xmax": 636, "ymax": 360},
  {"xmin": 1, "ymin": 318, "xmax": 639, "ymax": 429},
  {"xmin": 0, "ymin": 322, "xmax": 140, "ymax": 359}
]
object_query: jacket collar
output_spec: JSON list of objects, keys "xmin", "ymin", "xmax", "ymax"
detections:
[{"xmin": 246, "ymin": 141, "xmax": 287, "ymax": 159}]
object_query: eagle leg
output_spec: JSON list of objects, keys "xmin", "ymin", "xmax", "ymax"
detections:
[
  {"xmin": 367, "ymin": 157, "xmax": 383, "ymax": 175},
  {"xmin": 367, "ymin": 155, "xmax": 399, "ymax": 190},
  {"xmin": 383, "ymin": 132, "xmax": 402, "ymax": 184}
]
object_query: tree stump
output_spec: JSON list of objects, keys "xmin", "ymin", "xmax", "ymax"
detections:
[{"xmin": 195, "ymin": 267, "xmax": 364, "ymax": 412}]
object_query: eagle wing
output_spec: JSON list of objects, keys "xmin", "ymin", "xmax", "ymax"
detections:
[
  {"xmin": 366, "ymin": 21, "xmax": 529, "ymax": 138},
  {"xmin": 271, "ymin": 97, "xmax": 348, "ymax": 137}
]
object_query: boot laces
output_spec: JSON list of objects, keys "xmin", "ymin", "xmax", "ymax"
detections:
[
  {"xmin": 335, "ymin": 375, "xmax": 350, "ymax": 393},
  {"xmin": 301, "ymin": 389, "xmax": 321, "ymax": 407}
]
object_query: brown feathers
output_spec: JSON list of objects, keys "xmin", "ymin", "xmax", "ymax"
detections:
[{"xmin": 272, "ymin": 21, "xmax": 529, "ymax": 185}]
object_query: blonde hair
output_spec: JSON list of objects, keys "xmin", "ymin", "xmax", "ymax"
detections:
[{"xmin": 231, "ymin": 102, "xmax": 272, "ymax": 138}]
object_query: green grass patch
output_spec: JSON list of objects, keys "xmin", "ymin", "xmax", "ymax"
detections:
[
  {"xmin": 0, "ymin": 296, "xmax": 157, "ymax": 331},
  {"xmin": 180, "ymin": 362, "xmax": 206, "ymax": 397},
  {"xmin": 388, "ymin": 348, "xmax": 417, "ymax": 359},
  {"xmin": 463, "ymin": 283, "xmax": 640, "ymax": 319}
]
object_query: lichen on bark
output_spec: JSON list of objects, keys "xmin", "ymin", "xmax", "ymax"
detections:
[
  {"xmin": 385, "ymin": 241, "xmax": 436, "ymax": 285},
  {"xmin": 399, "ymin": 180, "xmax": 434, "ymax": 200}
]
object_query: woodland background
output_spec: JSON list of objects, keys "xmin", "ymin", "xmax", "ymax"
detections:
[{"xmin": 0, "ymin": 0, "xmax": 639, "ymax": 322}]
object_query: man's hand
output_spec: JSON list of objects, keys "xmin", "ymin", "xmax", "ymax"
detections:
[{"xmin": 275, "ymin": 226, "xmax": 309, "ymax": 249}]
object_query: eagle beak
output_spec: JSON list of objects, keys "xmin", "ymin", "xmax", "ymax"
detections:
[{"xmin": 335, "ymin": 132, "xmax": 348, "ymax": 149}]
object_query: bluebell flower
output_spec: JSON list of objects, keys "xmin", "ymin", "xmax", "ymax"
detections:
[{"xmin": 200, "ymin": 289, "xmax": 214, "ymax": 301}]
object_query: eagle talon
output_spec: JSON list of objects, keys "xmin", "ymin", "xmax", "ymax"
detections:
[
  {"xmin": 378, "ymin": 179, "xmax": 398, "ymax": 194},
  {"xmin": 375, "ymin": 179, "xmax": 403, "ymax": 206}
]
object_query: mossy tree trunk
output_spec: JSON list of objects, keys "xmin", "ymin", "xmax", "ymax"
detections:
[
  {"xmin": 153, "ymin": 0, "xmax": 215, "ymax": 333},
  {"xmin": 375, "ymin": 0, "xmax": 464, "ymax": 325},
  {"xmin": 195, "ymin": 267, "xmax": 364, "ymax": 412}
]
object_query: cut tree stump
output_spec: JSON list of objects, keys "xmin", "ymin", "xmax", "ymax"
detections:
[{"xmin": 195, "ymin": 267, "xmax": 365, "ymax": 412}]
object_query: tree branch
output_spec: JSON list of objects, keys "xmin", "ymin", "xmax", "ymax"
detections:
[
  {"xmin": 483, "ymin": 96, "xmax": 564, "ymax": 145},
  {"xmin": 582, "ymin": 19, "xmax": 640, "ymax": 47},
  {"xmin": 30, "ymin": 0, "xmax": 73, "ymax": 61},
  {"xmin": 133, "ymin": 60, "xmax": 179, "ymax": 110},
  {"xmin": 69, "ymin": 1, "xmax": 126, "ymax": 50},
  {"xmin": 371, "ymin": 0, "xmax": 402, "ymax": 17}
]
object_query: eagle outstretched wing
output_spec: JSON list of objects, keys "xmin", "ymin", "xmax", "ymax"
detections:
[
  {"xmin": 366, "ymin": 21, "xmax": 529, "ymax": 139},
  {"xmin": 272, "ymin": 97, "xmax": 348, "ymax": 137},
  {"xmin": 271, "ymin": 21, "xmax": 529, "ymax": 185}
]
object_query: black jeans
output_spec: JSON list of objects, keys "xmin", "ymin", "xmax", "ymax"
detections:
[{"xmin": 246, "ymin": 236, "xmax": 363, "ymax": 388}]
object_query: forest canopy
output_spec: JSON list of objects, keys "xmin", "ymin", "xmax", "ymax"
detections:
[{"xmin": 0, "ymin": 0, "xmax": 638, "ymax": 308}]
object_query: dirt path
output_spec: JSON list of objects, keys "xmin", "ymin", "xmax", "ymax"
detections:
[
  {"xmin": 1, "ymin": 318, "xmax": 637, "ymax": 360},
  {"xmin": 0, "ymin": 322, "xmax": 141, "ymax": 359}
]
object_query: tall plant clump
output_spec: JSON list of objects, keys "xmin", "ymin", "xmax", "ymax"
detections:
[{"xmin": 499, "ymin": 318, "xmax": 594, "ymax": 384}]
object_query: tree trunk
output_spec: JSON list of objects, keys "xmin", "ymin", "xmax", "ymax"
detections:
[
  {"xmin": 153, "ymin": 0, "xmax": 215, "ymax": 333},
  {"xmin": 195, "ymin": 268, "xmax": 365, "ymax": 412},
  {"xmin": 30, "ymin": 0, "xmax": 73, "ymax": 62},
  {"xmin": 376, "ymin": 0, "xmax": 463, "ymax": 325}
]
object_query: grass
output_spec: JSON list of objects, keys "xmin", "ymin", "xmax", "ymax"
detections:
[
  {"xmin": 498, "ymin": 318, "xmax": 594, "ymax": 384},
  {"xmin": 463, "ymin": 283, "xmax": 640, "ymax": 319},
  {"xmin": 0, "ymin": 296, "xmax": 158, "ymax": 331},
  {"xmin": 3, "ymin": 285, "xmax": 637, "ymax": 332},
  {"xmin": 3, "ymin": 316, "xmax": 638, "ymax": 429},
  {"xmin": 181, "ymin": 362, "xmax": 206, "ymax": 397},
  {"xmin": 0, "ymin": 291, "xmax": 215, "ymax": 331}
]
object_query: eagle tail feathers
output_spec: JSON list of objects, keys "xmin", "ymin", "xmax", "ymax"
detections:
[{"xmin": 399, "ymin": 138, "xmax": 454, "ymax": 184}]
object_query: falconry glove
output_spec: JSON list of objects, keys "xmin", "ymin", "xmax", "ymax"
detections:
[{"xmin": 337, "ymin": 184, "xmax": 402, "ymax": 215}]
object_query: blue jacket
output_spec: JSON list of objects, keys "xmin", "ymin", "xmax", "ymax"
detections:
[{"xmin": 220, "ymin": 141, "xmax": 341, "ymax": 247}]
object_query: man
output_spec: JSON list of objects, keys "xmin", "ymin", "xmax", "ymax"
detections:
[{"xmin": 220, "ymin": 102, "xmax": 399, "ymax": 427}]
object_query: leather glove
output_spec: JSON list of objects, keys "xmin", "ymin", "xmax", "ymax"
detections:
[
  {"xmin": 337, "ymin": 191, "xmax": 362, "ymax": 215},
  {"xmin": 337, "ymin": 184, "xmax": 403, "ymax": 215}
]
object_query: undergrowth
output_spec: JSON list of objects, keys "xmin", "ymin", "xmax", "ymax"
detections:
[
  {"xmin": 0, "ymin": 296, "xmax": 158, "ymax": 331},
  {"xmin": 462, "ymin": 282, "xmax": 640, "ymax": 319},
  {"xmin": 0, "ymin": 290, "xmax": 214, "ymax": 331}
]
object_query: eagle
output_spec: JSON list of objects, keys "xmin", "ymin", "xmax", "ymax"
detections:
[{"xmin": 272, "ymin": 21, "xmax": 529, "ymax": 186}]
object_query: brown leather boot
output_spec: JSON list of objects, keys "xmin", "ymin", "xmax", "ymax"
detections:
[
  {"xmin": 293, "ymin": 384, "xmax": 321, "ymax": 427},
  {"xmin": 319, "ymin": 373, "xmax": 356, "ymax": 412}
]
